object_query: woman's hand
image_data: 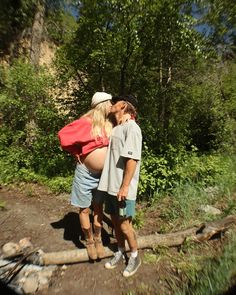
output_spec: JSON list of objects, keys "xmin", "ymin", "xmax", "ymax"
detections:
[{"xmin": 74, "ymin": 154, "xmax": 82, "ymax": 164}]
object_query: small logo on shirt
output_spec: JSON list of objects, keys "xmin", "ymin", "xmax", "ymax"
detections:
[{"xmin": 128, "ymin": 151, "xmax": 133, "ymax": 155}]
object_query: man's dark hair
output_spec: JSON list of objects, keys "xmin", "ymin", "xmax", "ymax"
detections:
[
  {"xmin": 124, "ymin": 101, "xmax": 137, "ymax": 118},
  {"xmin": 112, "ymin": 94, "xmax": 138, "ymax": 109}
]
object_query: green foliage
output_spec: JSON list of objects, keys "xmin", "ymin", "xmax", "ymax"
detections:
[
  {"xmin": 133, "ymin": 209, "xmax": 145, "ymax": 230},
  {"xmin": 139, "ymin": 143, "xmax": 174, "ymax": 197},
  {"xmin": 143, "ymin": 252, "xmax": 161, "ymax": 264},
  {"xmin": 195, "ymin": 0, "xmax": 236, "ymax": 50},
  {"xmin": 139, "ymin": 143, "xmax": 236, "ymax": 205},
  {"xmin": 46, "ymin": 176, "xmax": 73, "ymax": 193},
  {"xmin": 159, "ymin": 156, "xmax": 236, "ymax": 228},
  {"xmin": 55, "ymin": 0, "xmax": 236, "ymax": 153},
  {"xmin": 0, "ymin": 59, "xmax": 73, "ymax": 183}
]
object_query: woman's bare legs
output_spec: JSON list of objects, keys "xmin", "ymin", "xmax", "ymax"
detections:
[
  {"xmin": 93, "ymin": 202, "xmax": 105, "ymax": 258},
  {"xmin": 79, "ymin": 207, "xmax": 97, "ymax": 260}
]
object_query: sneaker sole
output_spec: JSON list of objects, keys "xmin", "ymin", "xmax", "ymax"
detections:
[
  {"xmin": 104, "ymin": 263, "xmax": 118, "ymax": 270},
  {"xmin": 122, "ymin": 259, "xmax": 141, "ymax": 277},
  {"xmin": 105, "ymin": 256, "xmax": 125, "ymax": 269}
]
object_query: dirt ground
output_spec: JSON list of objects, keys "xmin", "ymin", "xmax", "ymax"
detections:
[
  {"xmin": 0, "ymin": 184, "xmax": 174, "ymax": 295},
  {"xmin": 0, "ymin": 184, "xmax": 235, "ymax": 295}
]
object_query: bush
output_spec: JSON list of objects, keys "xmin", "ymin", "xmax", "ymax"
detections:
[
  {"xmin": 0, "ymin": 59, "xmax": 73, "ymax": 182},
  {"xmin": 139, "ymin": 143, "xmax": 175, "ymax": 197},
  {"xmin": 139, "ymin": 144, "xmax": 236, "ymax": 200}
]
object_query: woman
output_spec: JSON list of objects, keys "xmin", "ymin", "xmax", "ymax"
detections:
[{"xmin": 58, "ymin": 92, "xmax": 113, "ymax": 260}]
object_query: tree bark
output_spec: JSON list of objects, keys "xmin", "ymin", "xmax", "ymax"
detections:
[{"xmin": 30, "ymin": 0, "xmax": 45, "ymax": 66}]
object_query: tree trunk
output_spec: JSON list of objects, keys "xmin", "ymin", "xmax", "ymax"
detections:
[{"xmin": 30, "ymin": 0, "xmax": 45, "ymax": 66}]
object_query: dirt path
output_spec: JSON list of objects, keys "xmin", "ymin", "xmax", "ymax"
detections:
[
  {"xmin": 0, "ymin": 185, "xmax": 169, "ymax": 295},
  {"xmin": 1, "ymin": 185, "xmax": 235, "ymax": 295}
]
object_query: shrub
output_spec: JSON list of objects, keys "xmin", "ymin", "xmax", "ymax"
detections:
[
  {"xmin": 139, "ymin": 143, "xmax": 236, "ymax": 201},
  {"xmin": 0, "ymin": 59, "xmax": 73, "ymax": 181}
]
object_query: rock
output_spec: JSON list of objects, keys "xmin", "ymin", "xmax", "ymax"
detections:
[
  {"xmin": 37, "ymin": 275, "xmax": 49, "ymax": 291},
  {"xmin": 0, "ymin": 258, "xmax": 57, "ymax": 293},
  {"xmin": 61, "ymin": 264, "xmax": 67, "ymax": 270},
  {"xmin": 2, "ymin": 242, "xmax": 20, "ymax": 257},
  {"xmin": 19, "ymin": 238, "xmax": 33, "ymax": 251},
  {"xmin": 40, "ymin": 265, "xmax": 57, "ymax": 277},
  {"xmin": 199, "ymin": 205, "xmax": 222, "ymax": 215},
  {"xmin": 204, "ymin": 186, "xmax": 219, "ymax": 197},
  {"xmin": 21, "ymin": 274, "xmax": 39, "ymax": 294}
]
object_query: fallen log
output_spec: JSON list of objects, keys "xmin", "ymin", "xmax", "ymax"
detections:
[
  {"xmin": 28, "ymin": 215, "xmax": 236, "ymax": 265},
  {"xmin": 2, "ymin": 215, "xmax": 235, "ymax": 265}
]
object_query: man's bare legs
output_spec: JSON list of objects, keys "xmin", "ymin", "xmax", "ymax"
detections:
[
  {"xmin": 105, "ymin": 215, "xmax": 140, "ymax": 276},
  {"xmin": 111, "ymin": 215, "xmax": 137, "ymax": 252}
]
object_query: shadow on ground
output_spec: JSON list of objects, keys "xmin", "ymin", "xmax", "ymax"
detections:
[
  {"xmin": 51, "ymin": 211, "xmax": 111, "ymax": 248},
  {"xmin": 0, "ymin": 280, "xmax": 19, "ymax": 295}
]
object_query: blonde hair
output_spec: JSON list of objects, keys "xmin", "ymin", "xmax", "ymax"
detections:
[{"xmin": 82, "ymin": 100, "xmax": 112, "ymax": 138}]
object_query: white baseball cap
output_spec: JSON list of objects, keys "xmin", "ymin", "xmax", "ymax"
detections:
[{"xmin": 91, "ymin": 92, "xmax": 112, "ymax": 107}]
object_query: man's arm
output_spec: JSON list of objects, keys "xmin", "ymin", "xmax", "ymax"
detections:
[{"xmin": 117, "ymin": 158, "xmax": 137, "ymax": 201}]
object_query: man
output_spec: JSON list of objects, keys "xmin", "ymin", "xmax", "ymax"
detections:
[{"xmin": 98, "ymin": 94, "xmax": 142, "ymax": 277}]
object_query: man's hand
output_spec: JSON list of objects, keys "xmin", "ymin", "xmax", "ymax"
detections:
[{"xmin": 117, "ymin": 184, "xmax": 129, "ymax": 201}]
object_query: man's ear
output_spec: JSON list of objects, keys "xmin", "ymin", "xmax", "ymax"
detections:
[{"xmin": 121, "ymin": 101, "xmax": 127, "ymax": 110}]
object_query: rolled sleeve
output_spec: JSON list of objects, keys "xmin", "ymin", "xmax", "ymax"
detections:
[{"xmin": 121, "ymin": 129, "xmax": 142, "ymax": 160}]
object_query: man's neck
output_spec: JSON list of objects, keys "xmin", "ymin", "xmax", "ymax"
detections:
[{"xmin": 118, "ymin": 113, "xmax": 131, "ymax": 124}]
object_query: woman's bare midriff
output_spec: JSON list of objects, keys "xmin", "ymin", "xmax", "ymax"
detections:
[{"xmin": 81, "ymin": 147, "xmax": 108, "ymax": 173}]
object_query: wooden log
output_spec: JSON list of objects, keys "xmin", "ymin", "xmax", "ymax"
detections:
[
  {"xmin": 29, "ymin": 215, "xmax": 236, "ymax": 265},
  {"xmin": 3, "ymin": 215, "xmax": 235, "ymax": 265},
  {"xmin": 33, "ymin": 246, "xmax": 116, "ymax": 266}
]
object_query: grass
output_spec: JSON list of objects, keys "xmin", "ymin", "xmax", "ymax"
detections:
[
  {"xmin": 174, "ymin": 231, "xmax": 236, "ymax": 295},
  {"xmin": 151, "ymin": 169, "xmax": 236, "ymax": 233},
  {"xmin": 139, "ymin": 230, "xmax": 236, "ymax": 295},
  {"xmin": 138, "ymin": 154, "xmax": 236, "ymax": 294},
  {"xmin": 143, "ymin": 251, "xmax": 162, "ymax": 264}
]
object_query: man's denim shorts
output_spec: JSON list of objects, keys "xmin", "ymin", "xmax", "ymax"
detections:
[
  {"xmin": 104, "ymin": 193, "xmax": 136, "ymax": 218},
  {"xmin": 71, "ymin": 163, "xmax": 105, "ymax": 208}
]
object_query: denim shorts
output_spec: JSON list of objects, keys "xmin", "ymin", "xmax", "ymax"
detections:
[
  {"xmin": 104, "ymin": 193, "xmax": 136, "ymax": 218},
  {"xmin": 71, "ymin": 163, "xmax": 105, "ymax": 208}
]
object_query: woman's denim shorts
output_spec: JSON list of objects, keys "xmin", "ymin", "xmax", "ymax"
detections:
[{"xmin": 71, "ymin": 163, "xmax": 104, "ymax": 208}]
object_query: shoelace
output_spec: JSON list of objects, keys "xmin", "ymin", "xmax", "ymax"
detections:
[
  {"xmin": 125, "ymin": 257, "xmax": 136, "ymax": 271},
  {"xmin": 110, "ymin": 252, "xmax": 122, "ymax": 264}
]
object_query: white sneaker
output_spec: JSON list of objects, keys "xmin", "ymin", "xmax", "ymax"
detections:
[
  {"xmin": 105, "ymin": 251, "xmax": 125, "ymax": 269},
  {"xmin": 123, "ymin": 256, "xmax": 141, "ymax": 277}
]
